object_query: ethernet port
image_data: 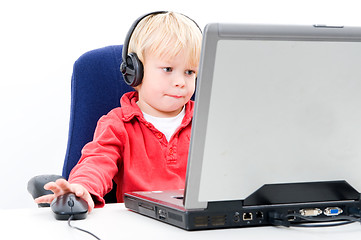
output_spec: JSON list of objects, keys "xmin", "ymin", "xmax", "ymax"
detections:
[
  {"xmin": 243, "ymin": 212, "xmax": 253, "ymax": 221},
  {"xmin": 256, "ymin": 211, "xmax": 264, "ymax": 219}
]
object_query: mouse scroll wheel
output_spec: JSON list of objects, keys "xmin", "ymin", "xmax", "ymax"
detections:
[{"xmin": 68, "ymin": 199, "xmax": 75, "ymax": 207}]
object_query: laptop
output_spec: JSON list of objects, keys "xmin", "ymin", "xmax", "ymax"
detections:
[{"xmin": 124, "ymin": 23, "xmax": 361, "ymax": 230}]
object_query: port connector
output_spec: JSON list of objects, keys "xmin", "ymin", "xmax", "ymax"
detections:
[
  {"xmin": 287, "ymin": 210, "xmax": 296, "ymax": 221},
  {"xmin": 233, "ymin": 212, "xmax": 241, "ymax": 222},
  {"xmin": 324, "ymin": 207, "xmax": 343, "ymax": 216},
  {"xmin": 243, "ymin": 212, "xmax": 253, "ymax": 221},
  {"xmin": 158, "ymin": 209, "xmax": 167, "ymax": 220},
  {"xmin": 299, "ymin": 208, "xmax": 322, "ymax": 217},
  {"xmin": 256, "ymin": 211, "xmax": 264, "ymax": 219}
]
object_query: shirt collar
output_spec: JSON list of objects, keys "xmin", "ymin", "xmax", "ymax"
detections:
[{"xmin": 120, "ymin": 91, "xmax": 194, "ymax": 124}]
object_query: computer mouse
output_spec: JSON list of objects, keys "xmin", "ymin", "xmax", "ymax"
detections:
[{"xmin": 50, "ymin": 193, "xmax": 88, "ymax": 220}]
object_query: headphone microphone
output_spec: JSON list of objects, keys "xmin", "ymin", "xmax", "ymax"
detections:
[{"xmin": 120, "ymin": 11, "xmax": 201, "ymax": 87}]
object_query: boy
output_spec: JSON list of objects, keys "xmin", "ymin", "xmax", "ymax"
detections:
[{"xmin": 35, "ymin": 11, "xmax": 202, "ymax": 212}]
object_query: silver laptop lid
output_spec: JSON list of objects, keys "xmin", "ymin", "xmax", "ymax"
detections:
[{"xmin": 184, "ymin": 23, "xmax": 361, "ymax": 209}]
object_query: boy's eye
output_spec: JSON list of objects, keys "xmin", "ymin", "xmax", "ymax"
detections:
[
  {"xmin": 185, "ymin": 70, "xmax": 196, "ymax": 76},
  {"xmin": 163, "ymin": 67, "xmax": 172, "ymax": 72}
]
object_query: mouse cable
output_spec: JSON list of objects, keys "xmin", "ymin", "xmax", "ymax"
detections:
[{"xmin": 68, "ymin": 215, "xmax": 102, "ymax": 240}]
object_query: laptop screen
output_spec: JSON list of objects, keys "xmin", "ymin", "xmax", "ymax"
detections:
[{"xmin": 185, "ymin": 24, "xmax": 361, "ymax": 209}]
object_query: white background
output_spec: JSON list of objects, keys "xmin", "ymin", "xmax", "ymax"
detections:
[{"xmin": 1, "ymin": 0, "xmax": 361, "ymax": 209}]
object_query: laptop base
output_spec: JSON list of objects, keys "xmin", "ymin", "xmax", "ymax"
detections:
[{"xmin": 124, "ymin": 181, "xmax": 361, "ymax": 230}]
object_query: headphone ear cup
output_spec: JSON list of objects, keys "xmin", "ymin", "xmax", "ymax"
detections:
[{"xmin": 121, "ymin": 52, "xmax": 144, "ymax": 87}]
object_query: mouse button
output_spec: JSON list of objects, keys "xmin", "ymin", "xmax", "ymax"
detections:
[
  {"xmin": 71, "ymin": 198, "xmax": 89, "ymax": 214},
  {"xmin": 50, "ymin": 195, "xmax": 65, "ymax": 209}
]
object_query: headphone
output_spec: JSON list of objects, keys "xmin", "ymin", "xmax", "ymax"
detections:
[{"xmin": 120, "ymin": 11, "xmax": 201, "ymax": 87}]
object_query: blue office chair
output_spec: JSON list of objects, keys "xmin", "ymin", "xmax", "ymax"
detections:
[{"xmin": 28, "ymin": 45, "xmax": 134, "ymax": 206}]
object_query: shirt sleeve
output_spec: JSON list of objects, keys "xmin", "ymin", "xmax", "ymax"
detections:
[{"xmin": 68, "ymin": 111, "xmax": 125, "ymax": 208}]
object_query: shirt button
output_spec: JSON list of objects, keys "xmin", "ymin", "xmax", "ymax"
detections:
[
  {"xmin": 156, "ymin": 133, "xmax": 163, "ymax": 139},
  {"xmin": 169, "ymin": 148, "xmax": 174, "ymax": 155}
]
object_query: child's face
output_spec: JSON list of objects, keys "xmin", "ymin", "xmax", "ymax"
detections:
[{"xmin": 136, "ymin": 50, "xmax": 197, "ymax": 118}]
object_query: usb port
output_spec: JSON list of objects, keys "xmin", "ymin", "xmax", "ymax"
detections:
[
  {"xmin": 287, "ymin": 210, "xmax": 296, "ymax": 221},
  {"xmin": 158, "ymin": 209, "xmax": 167, "ymax": 220}
]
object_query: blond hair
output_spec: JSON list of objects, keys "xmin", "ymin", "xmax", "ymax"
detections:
[{"xmin": 128, "ymin": 12, "xmax": 202, "ymax": 69}]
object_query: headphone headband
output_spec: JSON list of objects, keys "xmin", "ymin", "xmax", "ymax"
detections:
[{"xmin": 121, "ymin": 11, "xmax": 167, "ymax": 64}]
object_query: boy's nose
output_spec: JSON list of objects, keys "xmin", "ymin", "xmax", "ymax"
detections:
[{"xmin": 173, "ymin": 74, "xmax": 186, "ymax": 87}]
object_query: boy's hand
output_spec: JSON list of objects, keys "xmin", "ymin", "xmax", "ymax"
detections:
[{"xmin": 34, "ymin": 178, "xmax": 95, "ymax": 212}]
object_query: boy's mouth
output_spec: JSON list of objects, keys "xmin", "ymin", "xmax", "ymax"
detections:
[{"xmin": 166, "ymin": 94, "xmax": 183, "ymax": 99}]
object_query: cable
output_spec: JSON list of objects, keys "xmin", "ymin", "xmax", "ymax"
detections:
[
  {"xmin": 287, "ymin": 213, "xmax": 361, "ymax": 223},
  {"xmin": 286, "ymin": 221, "xmax": 354, "ymax": 228},
  {"xmin": 269, "ymin": 211, "xmax": 361, "ymax": 228},
  {"xmin": 68, "ymin": 215, "xmax": 102, "ymax": 240}
]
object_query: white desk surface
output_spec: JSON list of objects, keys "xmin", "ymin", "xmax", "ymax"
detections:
[{"xmin": 1, "ymin": 203, "xmax": 361, "ymax": 240}]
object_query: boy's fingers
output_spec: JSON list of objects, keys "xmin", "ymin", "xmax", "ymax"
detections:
[
  {"xmin": 44, "ymin": 182, "xmax": 64, "ymax": 196},
  {"xmin": 55, "ymin": 179, "xmax": 72, "ymax": 191},
  {"xmin": 39, "ymin": 179, "xmax": 94, "ymax": 213},
  {"xmin": 70, "ymin": 184, "xmax": 85, "ymax": 197},
  {"xmin": 83, "ymin": 193, "xmax": 95, "ymax": 213},
  {"xmin": 43, "ymin": 181, "xmax": 56, "ymax": 190},
  {"xmin": 34, "ymin": 194, "xmax": 56, "ymax": 204},
  {"xmin": 71, "ymin": 185, "xmax": 94, "ymax": 212}
]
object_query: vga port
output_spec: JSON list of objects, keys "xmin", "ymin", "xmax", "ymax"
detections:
[{"xmin": 324, "ymin": 207, "xmax": 343, "ymax": 216}]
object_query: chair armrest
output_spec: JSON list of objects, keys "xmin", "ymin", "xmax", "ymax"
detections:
[{"xmin": 27, "ymin": 175, "xmax": 64, "ymax": 207}]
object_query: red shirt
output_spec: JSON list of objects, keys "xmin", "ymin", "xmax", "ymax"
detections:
[{"xmin": 68, "ymin": 91, "xmax": 194, "ymax": 207}]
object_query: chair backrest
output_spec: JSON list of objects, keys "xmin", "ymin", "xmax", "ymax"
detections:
[{"xmin": 62, "ymin": 45, "xmax": 134, "ymax": 179}]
